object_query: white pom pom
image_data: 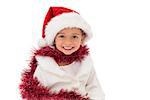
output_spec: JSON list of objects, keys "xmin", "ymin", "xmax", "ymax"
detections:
[{"xmin": 38, "ymin": 38, "xmax": 47, "ymax": 47}]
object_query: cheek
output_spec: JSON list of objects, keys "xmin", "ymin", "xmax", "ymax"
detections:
[
  {"xmin": 55, "ymin": 39, "xmax": 62, "ymax": 47},
  {"xmin": 74, "ymin": 40, "xmax": 82, "ymax": 46}
]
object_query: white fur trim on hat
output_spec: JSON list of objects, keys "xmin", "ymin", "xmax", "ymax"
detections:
[{"xmin": 44, "ymin": 12, "xmax": 93, "ymax": 46}]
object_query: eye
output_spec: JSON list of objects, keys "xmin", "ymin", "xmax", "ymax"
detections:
[
  {"xmin": 58, "ymin": 35, "xmax": 65, "ymax": 38},
  {"xmin": 72, "ymin": 36, "xmax": 78, "ymax": 39}
]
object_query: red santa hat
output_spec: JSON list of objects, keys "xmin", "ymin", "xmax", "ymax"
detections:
[{"xmin": 38, "ymin": 6, "xmax": 93, "ymax": 47}]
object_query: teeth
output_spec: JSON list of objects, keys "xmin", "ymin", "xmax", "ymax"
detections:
[{"xmin": 63, "ymin": 46, "xmax": 73, "ymax": 50}]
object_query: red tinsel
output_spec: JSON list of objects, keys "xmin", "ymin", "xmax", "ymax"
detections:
[{"xmin": 19, "ymin": 45, "xmax": 90, "ymax": 100}]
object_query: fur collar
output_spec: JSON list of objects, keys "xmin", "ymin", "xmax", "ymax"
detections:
[{"xmin": 35, "ymin": 45, "xmax": 89, "ymax": 64}]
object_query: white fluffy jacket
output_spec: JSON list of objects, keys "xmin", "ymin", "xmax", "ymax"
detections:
[{"xmin": 33, "ymin": 55, "xmax": 105, "ymax": 100}]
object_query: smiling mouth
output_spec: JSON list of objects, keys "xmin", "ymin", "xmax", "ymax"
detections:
[{"xmin": 63, "ymin": 46, "xmax": 74, "ymax": 50}]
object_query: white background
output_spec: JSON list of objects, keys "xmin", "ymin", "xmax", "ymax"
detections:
[{"xmin": 0, "ymin": 0, "xmax": 150, "ymax": 100}]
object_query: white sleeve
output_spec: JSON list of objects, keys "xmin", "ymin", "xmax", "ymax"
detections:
[{"xmin": 85, "ymin": 67, "xmax": 105, "ymax": 100}]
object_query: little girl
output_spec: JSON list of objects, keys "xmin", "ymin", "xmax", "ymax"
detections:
[{"xmin": 20, "ymin": 6, "xmax": 105, "ymax": 100}]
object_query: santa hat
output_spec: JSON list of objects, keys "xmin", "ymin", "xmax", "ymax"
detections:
[{"xmin": 38, "ymin": 6, "xmax": 93, "ymax": 47}]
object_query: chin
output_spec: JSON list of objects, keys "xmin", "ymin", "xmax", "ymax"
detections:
[{"xmin": 63, "ymin": 52, "xmax": 74, "ymax": 55}]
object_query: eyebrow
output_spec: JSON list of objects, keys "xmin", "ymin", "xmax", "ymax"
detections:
[
  {"xmin": 57, "ymin": 32, "xmax": 64, "ymax": 34},
  {"xmin": 58, "ymin": 32, "xmax": 81, "ymax": 35},
  {"xmin": 72, "ymin": 33, "xmax": 81, "ymax": 35}
]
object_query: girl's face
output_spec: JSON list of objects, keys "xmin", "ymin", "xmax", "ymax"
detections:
[{"xmin": 54, "ymin": 28, "xmax": 85, "ymax": 55}]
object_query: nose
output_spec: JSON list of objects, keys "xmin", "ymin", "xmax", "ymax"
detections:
[{"xmin": 63, "ymin": 38, "xmax": 73, "ymax": 45}]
